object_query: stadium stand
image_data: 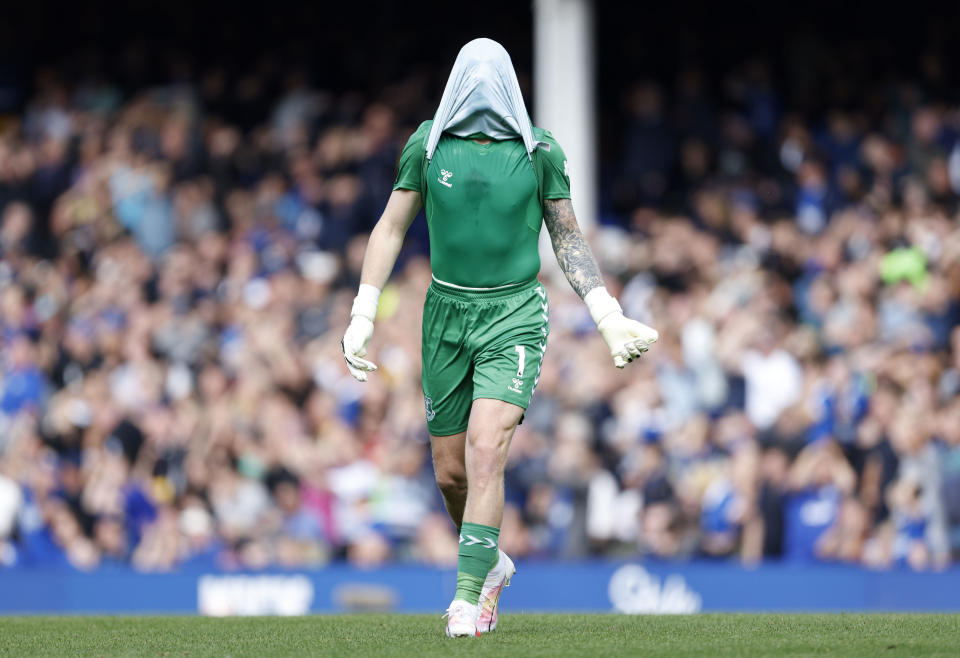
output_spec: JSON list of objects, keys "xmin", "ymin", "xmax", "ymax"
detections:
[{"xmin": 1, "ymin": 32, "xmax": 959, "ymax": 576}]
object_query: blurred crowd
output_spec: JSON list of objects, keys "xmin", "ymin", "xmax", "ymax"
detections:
[{"xmin": 0, "ymin": 52, "xmax": 959, "ymax": 573}]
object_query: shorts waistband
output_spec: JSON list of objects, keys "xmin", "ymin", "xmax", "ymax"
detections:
[{"xmin": 429, "ymin": 275, "xmax": 540, "ymax": 300}]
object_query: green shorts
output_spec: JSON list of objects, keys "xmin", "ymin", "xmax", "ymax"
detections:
[{"xmin": 421, "ymin": 278, "xmax": 549, "ymax": 436}]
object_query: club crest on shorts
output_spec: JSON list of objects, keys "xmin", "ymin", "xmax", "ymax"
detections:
[{"xmin": 424, "ymin": 395, "xmax": 436, "ymax": 421}]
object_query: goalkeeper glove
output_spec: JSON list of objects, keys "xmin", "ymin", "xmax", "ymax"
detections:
[
  {"xmin": 584, "ymin": 287, "xmax": 659, "ymax": 368},
  {"xmin": 341, "ymin": 284, "xmax": 380, "ymax": 382}
]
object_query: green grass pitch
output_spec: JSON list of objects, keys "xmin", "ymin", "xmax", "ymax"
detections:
[{"xmin": 1, "ymin": 614, "xmax": 958, "ymax": 657}]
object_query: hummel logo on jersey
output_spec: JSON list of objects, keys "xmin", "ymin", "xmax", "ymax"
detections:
[
  {"xmin": 563, "ymin": 159, "xmax": 570, "ymax": 178},
  {"xmin": 438, "ymin": 169, "xmax": 454, "ymax": 188},
  {"xmin": 459, "ymin": 534, "xmax": 496, "ymax": 548}
]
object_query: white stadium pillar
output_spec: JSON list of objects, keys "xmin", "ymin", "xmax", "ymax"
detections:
[{"xmin": 534, "ymin": 0, "xmax": 596, "ymax": 229}]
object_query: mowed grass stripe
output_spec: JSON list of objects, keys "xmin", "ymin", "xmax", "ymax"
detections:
[{"xmin": 0, "ymin": 614, "xmax": 958, "ymax": 657}]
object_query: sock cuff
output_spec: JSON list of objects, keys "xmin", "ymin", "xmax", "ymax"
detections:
[
  {"xmin": 460, "ymin": 522, "xmax": 500, "ymax": 538},
  {"xmin": 455, "ymin": 523, "xmax": 501, "ymax": 604}
]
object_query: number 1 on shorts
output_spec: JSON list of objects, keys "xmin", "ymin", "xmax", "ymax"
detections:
[{"xmin": 515, "ymin": 345, "xmax": 525, "ymax": 377}]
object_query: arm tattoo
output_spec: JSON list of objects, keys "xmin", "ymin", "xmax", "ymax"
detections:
[{"xmin": 543, "ymin": 198, "xmax": 605, "ymax": 299}]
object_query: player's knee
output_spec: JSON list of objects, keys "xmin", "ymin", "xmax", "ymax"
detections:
[
  {"xmin": 466, "ymin": 423, "xmax": 511, "ymax": 452},
  {"xmin": 435, "ymin": 470, "xmax": 468, "ymax": 499}
]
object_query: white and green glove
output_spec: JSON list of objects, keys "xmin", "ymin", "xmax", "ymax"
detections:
[
  {"xmin": 585, "ymin": 287, "xmax": 659, "ymax": 368},
  {"xmin": 341, "ymin": 284, "xmax": 380, "ymax": 382}
]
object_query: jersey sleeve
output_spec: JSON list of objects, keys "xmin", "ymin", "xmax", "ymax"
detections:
[
  {"xmin": 393, "ymin": 120, "xmax": 433, "ymax": 192},
  {"xmin": 535, "ymin": 128, "xmax": 571, "ymax": 199}
]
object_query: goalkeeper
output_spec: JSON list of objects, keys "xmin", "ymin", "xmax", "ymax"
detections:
[{"xmin": 341, "ymin": 38, "xmax": 658, "ymax": 637}]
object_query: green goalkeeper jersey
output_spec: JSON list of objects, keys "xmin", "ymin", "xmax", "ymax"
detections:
[{"xmin": 394, "ymin": 120, "xmax": 571, "ymax": 289}]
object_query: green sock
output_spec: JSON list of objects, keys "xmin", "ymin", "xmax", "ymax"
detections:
[{"xmin": 453, "ymin": 522, "xmax": 500, "ymax": 605}]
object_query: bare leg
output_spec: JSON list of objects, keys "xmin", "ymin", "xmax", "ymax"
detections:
[
  {"xmin": 462, "ymin": 398, "xmax": 524, "ymax": 528},
  {"xmin": 430, "ymin": 431, "xmax": 468, "ymax": 529}
]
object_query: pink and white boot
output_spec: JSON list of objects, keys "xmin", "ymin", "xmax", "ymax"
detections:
[{"xmin": 476, "ymin": 550, "xmax": 516, "ymax": 633}]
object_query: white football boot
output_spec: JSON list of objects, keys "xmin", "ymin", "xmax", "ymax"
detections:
[
  {"xmin": 476, "ymin": 550, "xmax": 516, "ymax": 633},
  {"xmin": 444, "ymin": 599, "xmax": 480, "ymax": 638}
]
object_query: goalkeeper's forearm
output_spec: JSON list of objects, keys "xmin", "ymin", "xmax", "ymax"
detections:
[
  {"xmin": 542, "ymin": 198, "xmax": 605, "ymax": 300},
  {"xmin": 359, "ymin": 215, "xmax": 408, "ymax": 292},
  {"xmin": 543, "ymin": 199, "xmax": 622, "ymax": 326},
  {"xmin": 542, "ymin": 198, "xmax": 619, "ymax": 324},
  {"xmin": 351, "ymin": 189, "xmax": 421, "ymax": 320},
  {"xmin": 358, "ymin": 189, "xmax": 421, "ymax": 292},
  {"xmin": 543, "ymin": 198, "xmax": 658, "ymax": 367},
  {"xmin": 342, "ymin": 190, "xmax": 420, "ymax": 381}
]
